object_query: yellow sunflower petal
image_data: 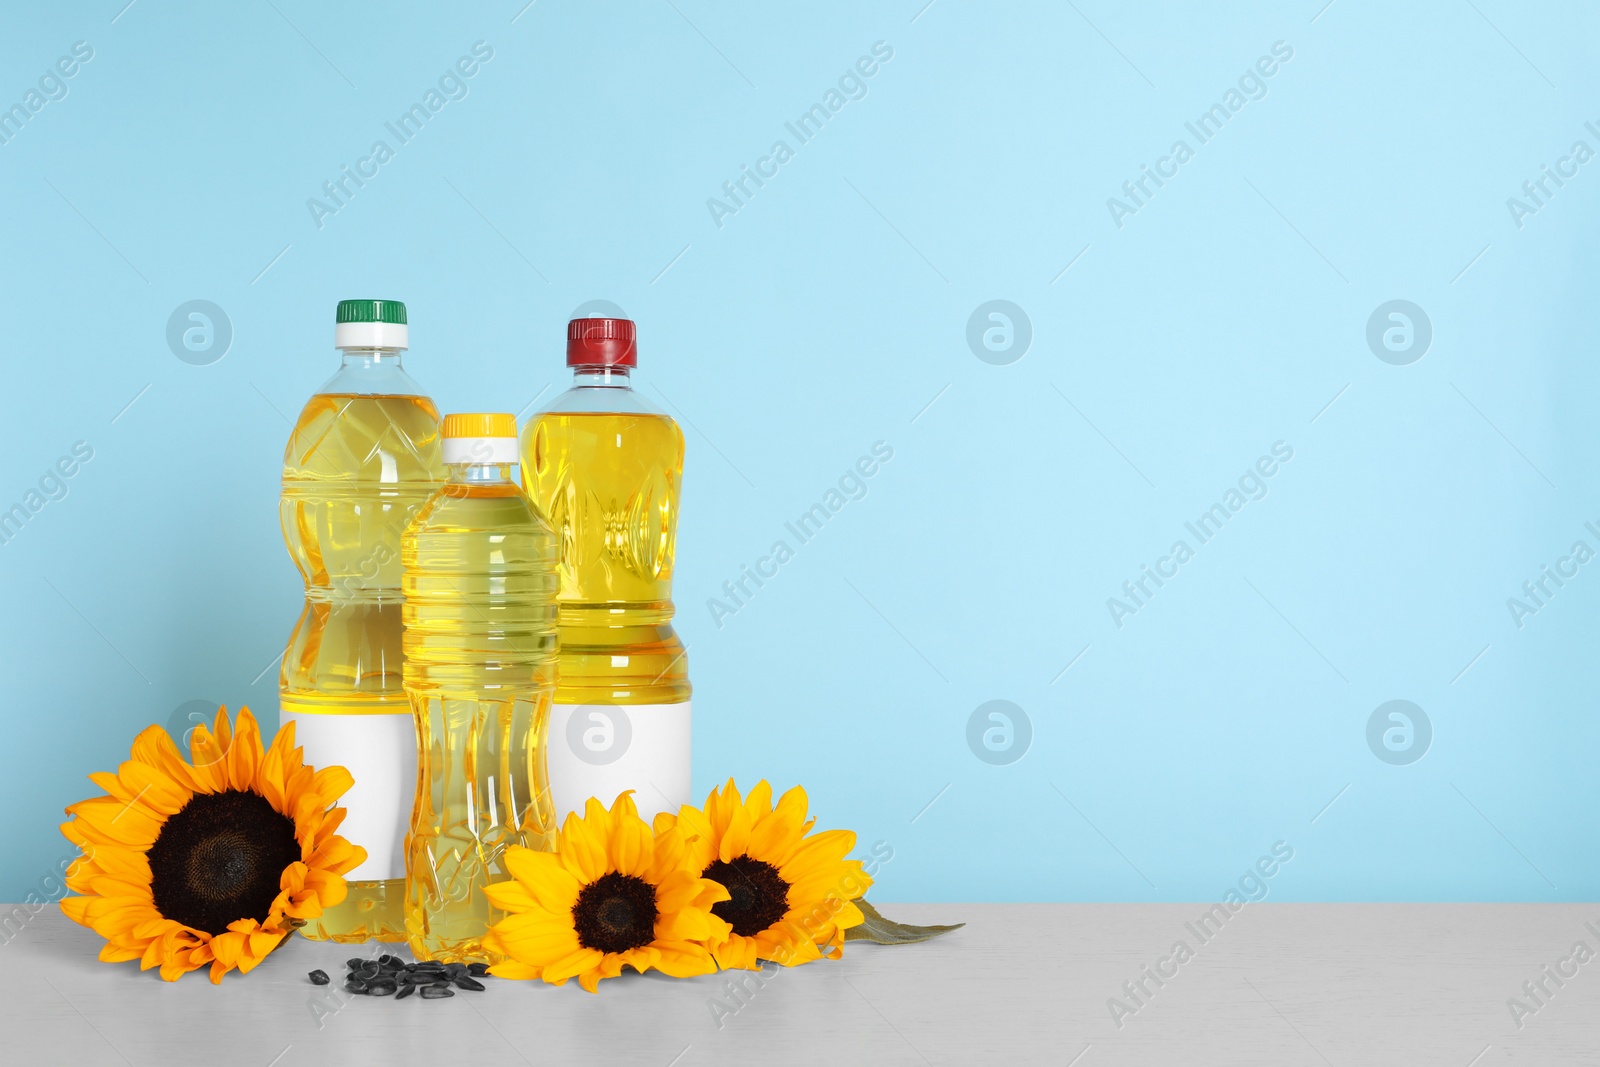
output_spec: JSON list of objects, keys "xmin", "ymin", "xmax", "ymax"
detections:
[
  {"xmin": 225, "ymin": 707, "xmax": 265, "ymax": 792},
  {"xmin": 83, "ymin": 845, "xmax": 150, "ymax": 885},
  {"xmin": 789, "ymin": 862, "xmax": 872, "ymax": 907},
  {"xmin": 608, "ymin": 804, "xmax": 653, "ymax": 878},
  {"xmin": 64, "ymin": 797, "xmax": 162, "ymax": 848},
  {"xmin": 280, "ymin": 764, "xmax": 316, "ymax": 813},
  {"xmin": 705, "ymin": 778, "xmax": 742, "ymax": 839},
  {"xmin": 829, "ymin": 900, "xmax": 866, "ymax": 932},
  {"xmin": 504, "ymin": 847, "xmax": 583, "ymax": 911},
  {"xmin": 541, "ymin": 947, "xmax": 605, "ymax": 984},
  {"xmin": 59, "ymin": 895, "xmax": 93, "ymax": 927},
  {"xmin": 491, "ymin": 910, "xmax": 579, "ymax": 942},
  {"xmin": 186, "ymin": 725, "xmax": 228, "ymax": 793},
  {"xmin": 209, "ymin": 931, "xmax": 243, "ymax": 967},
  {"xmin": 653, "ymin": 940, "xmax": 717, "ymax": 978},
  {"xmin": 481, "ymin": 879, "xmax": 538, "ymax": 913},
  {"xmin": 779, "ymin": 828, "xmax": 857, "ymax": 883},
  {"xmin": 610, "ymin": 791, "xmax": 640, "ymax": 824},
  {"xmin": 655, "ymin": 869, "xmax": 726, "ymax": 914},
  {"xmin": 672, "ymin": 802, "xmax": 713, "ymax": 844},
  {"xmin": 310, "ymin": 805, "xmax": 349, "ymax": 843},
  {"xmin": 248, "ymin": 929, "xmax": 283, "ymax": 959},
  {"xmin": 492, "ymin": 926, "xmax": 586, "ymax": 960},
  {"xmin": 654, "ymin": 902, "xmax": 712, "ymax": 943},
  {"xmin": 308, "ymin": 764, "xmax": 355, "ymax": 806},
  {"xmin": 645, "ymin": 822, "xmax": 692, "ymax": 883},
  {"xmin": 712, "ymin": 934, "xmax": 759, "ymax": 971},
  {"xmin": 718, "ymin": 801, "xmax": 754, "ymax": 863},
  {"xmin": 128, "ymin": 725, "xmax": 199, "ymax": 794},
  {"xmin": 744, "ymin": 779, "xmax": 774, "ymax": 818},
  {"xmin": 97, "ymin": 942, "xmax": 143, "ymax": 963},
  {"xmin": 114, "ymin": 760, "xmax": 191, "ymax": 815},
  {"xmin": 618, "ymin": 946, "xmax": 661, "ymax": 975},
  {"xmin": 556, "ymin": 811, "xmax": 610, "ymax": 885},
  {"xmin": 256, "ymin": 737, "xmax": 291, "ymax": 813},
  {"xmin": 305, "ymin": 835, "xmax": 359, "ymax": 874},
  {"xmin": 309, "ymin": 873, "xmax": 347, "ymax": 910},
  {"xmin": 747, "ymin": 786, "xmax": 811, "ymax": 866},
  {"xmin": 85, "ymin": 875, "xmax": 152, "ymax": 902}
]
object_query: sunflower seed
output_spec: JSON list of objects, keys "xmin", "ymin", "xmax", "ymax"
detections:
[
  {"xmin": 398, "ymin": 971, "xmax": 434, "ymax": 984},
  {"xmin": 420, "ymin": 985, "xmax": 455, "ymax": 998},
  {"xmin": 467, "ymin": 962, "xmax": 490, "ymax": 977},
  {"xmin": 308, "ymin": 969, "xmax": 330, "ymax": 985},
  {"xmin": 345, "ymin": 980, "xmax": 368, "ymax": 995},
  {"xmin": 346, "ymin": 958, "xmax": 366, "ymax": 969},
  {"xmin": 395, "ymin": 983, "xmax": 416, "ymax": 1000},
  {"xmin": 379, "ymin": 954, "xmax": 405, "ymax": 967},
  {"xmin": 444, "ymin": 962, "xmax": 468, "ymax": 976},
  {"xmin": 367, "ymin": 981, "xmax": 397, "ymax": 996},
  {"xmin": 453, "ymin": 975, "xmax": 486, "ymax": 992}
]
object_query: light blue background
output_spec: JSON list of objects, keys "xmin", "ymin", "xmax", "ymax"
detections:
[{"xmin": 2, "ymin": 0, "xmax": 1595, "ymax": 904}]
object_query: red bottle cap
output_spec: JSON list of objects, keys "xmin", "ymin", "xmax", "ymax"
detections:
[{"xmin": 567, "ymin": 317, "xmax": 637, "ymax": 367}]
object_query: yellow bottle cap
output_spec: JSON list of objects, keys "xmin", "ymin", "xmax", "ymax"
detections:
[{"xmin": 442, "ymin": 412, "xmax": 517, "ymax": 439}]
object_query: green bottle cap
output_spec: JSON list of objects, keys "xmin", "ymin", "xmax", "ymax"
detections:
[{"xmin": 336, "ymin": 299, "xmax": 408, "ymax": 325}]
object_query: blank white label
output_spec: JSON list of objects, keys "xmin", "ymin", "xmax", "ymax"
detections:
[
  {"xmin": 278, "ymin": 710, "xmax": 416, "ymax": 881},
  {"xmin": 547, "ymin": 702, "xmax": 691, "ymax": 825}
]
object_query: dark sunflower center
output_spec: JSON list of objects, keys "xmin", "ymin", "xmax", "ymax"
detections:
[
  {"xmin": 704, "ymin": 855, "xmax": 790, "ymax": 937},
  {"xmin": 146, "ymin": 789, "xmax": 301, "ymax": 936},
  {"xmin": 571, "ymin": 871, "xmax": 659, "ymax": 954}
]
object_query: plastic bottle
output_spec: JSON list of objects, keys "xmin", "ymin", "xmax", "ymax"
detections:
[
  {"xmin": 520, "ymin": 316, "xmax": 691, "ymax": 826},
  {"xmin": 280, "ymin": 299, "xmax": 442, "ymax": 944},
  {"xmin": 402, "ymin": 412, "xmax": 559, "ymax": 962}
]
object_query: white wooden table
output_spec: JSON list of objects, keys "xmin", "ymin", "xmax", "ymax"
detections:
[{"xmin": 4, "ymin": 904, "xmax": 1595, "ymax": 1064}]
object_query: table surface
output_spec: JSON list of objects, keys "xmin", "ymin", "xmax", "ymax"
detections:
[{"xmin": 4, "ymin": 903, "xmax": 1597, "ymax": 1065}]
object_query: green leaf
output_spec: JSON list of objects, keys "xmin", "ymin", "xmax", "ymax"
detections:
[{"xmin": 844, "ymin": 898, "xmax": 964, "ymax": 945}]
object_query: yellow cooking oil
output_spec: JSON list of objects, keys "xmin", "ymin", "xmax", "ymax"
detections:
[
  {"xmin": 402, "ymin": 412, "xmax": 559, "ymax": 963},
  {"xmin": 281, "ymin": 347, "xmax": 444, "ymax": 944},
  {"xmin": 522, "ymin": 410, "xmax": 689, "ymax": 702}
]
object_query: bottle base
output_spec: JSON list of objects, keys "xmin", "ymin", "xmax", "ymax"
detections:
[
  {"xmin": 297, "ymin": 878, "xmax": 408, "ymax": 943},
  {"xmin": 404, "ymin": 936, "xmax": 504, "ymax": 965}
]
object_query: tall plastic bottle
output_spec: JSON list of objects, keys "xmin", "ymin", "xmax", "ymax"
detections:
[
  {"xmin": 279, "ymin": 299, "xmax": 443, "ymax": 943},
  {"xmin": 519, "ymin": 316, "xmax": 691, "ymax": 826},
  {"xmin": 403, "ymin": 413, "xmax": 559, "ymax": 962}
]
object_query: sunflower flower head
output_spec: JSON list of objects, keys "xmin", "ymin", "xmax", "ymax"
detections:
[
  {"xmin": 59, "ymin": 706, "xmax": 365, "ymax": 983},
  {"xmin": 657, "ymin": 779, "xmax": 872, "ymax": 971},
  {"xmin": 482, "ymin": 791, "xmax": 728, "ymax": 993}
]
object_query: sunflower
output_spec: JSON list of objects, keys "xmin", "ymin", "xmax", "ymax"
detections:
[
  {"xmin": 59, "ymin": 706, "xmax": 365, "ymax": 983},
  {"xmin": 481, "ymin": 792, "xmax": 728, "ymax": 992},
  {"xmin": 656, "ymin": 779, "xmax": 871, "ymax": 971}
]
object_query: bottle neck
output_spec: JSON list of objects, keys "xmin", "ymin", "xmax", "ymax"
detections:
[
  {"xmin": 447, "ymin": 462, "xmax": 514, "ymax": 484},
  {"xmin": 320, "ymin": 346, "xmax": 423, "ymax": 398},
  {"xmin": 339, "ymin": 346, "xmax": 407, "ymax": 370},
  {"xmin": 571, "ymin": 366, "xmax": 632, "ymax": 389}
]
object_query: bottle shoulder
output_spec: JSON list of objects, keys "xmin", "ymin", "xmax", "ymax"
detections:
[
  {"xmin": 407, "ymin": 483, "xmax": 554, "ymax": 534},
  {"xmin": 536, "ymin": 382, "xmax": 668, "ymax": 418},
  {"xmin": 315, "ymin": 359, "xmax": 430, "ymax": 398}
]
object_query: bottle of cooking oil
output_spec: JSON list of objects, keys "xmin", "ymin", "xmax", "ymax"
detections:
[
  {"xmin": 403, "ymin": 413, "xmax": 559, "ymax": 962},
  {"xmin": 280, "ymin": 299, "xmax": 442, "ymax": 944},
  {"xmin": 520, "ymin": 314, "xmax": 690, "ymax": 827}
]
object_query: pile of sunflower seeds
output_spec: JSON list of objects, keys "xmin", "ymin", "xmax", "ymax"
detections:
[{"xmin": 307, "ymin": 955, "xmax": 491, "ymax": 999}]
